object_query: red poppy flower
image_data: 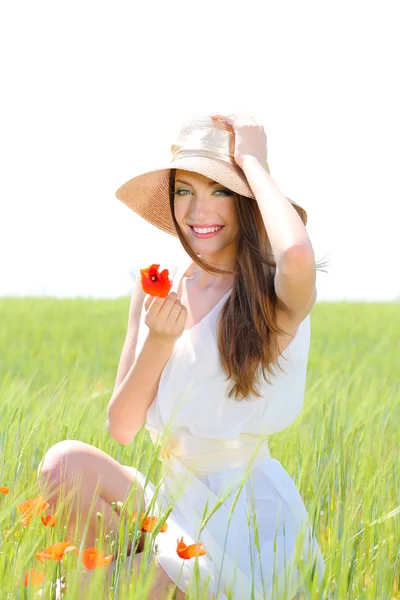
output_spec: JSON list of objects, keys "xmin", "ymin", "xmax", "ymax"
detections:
[
  {"xmin": 22, "ymin": 568, "xmax": 46, "ymax": 586},
  {"xmin": 140, "ymin": 264, "xmax": 172, "ymax": 298},
  {"xmin": 132, "ymin": 511, "xmax": 168, "ymax": 533},
  {"xmin": 18, "ymin": 496, "xmax": 49, "ymax": 516},
  {"xmin": 41, "ymin": 514, "xmax": 57, "ymax": 527},
  {"xmin": 0, "ymin": 486, "xmax": 9, "ymax": 494},
  {"xmin": 176, "ymin": 536, "xmax": 206, "ymax": 559},
  {"xmin": 80, "ymin": 548, "xmax": 113, "ymax": 570},
  {"xmin": 36, "ymin": 541, "xmax": 78, "ymax": 563}
]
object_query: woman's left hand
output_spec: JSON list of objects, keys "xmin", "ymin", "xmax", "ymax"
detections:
[{"xmin": 210, "ymin": 113, "xmax": 267, "ymax": 170}]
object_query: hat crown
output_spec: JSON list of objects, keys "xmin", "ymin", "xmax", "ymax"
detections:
[{"xmin": 171, "ymin": 116, "xmax": 236, "ymax": 164}]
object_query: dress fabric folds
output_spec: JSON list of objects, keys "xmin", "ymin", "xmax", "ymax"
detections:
[{"xmin": 124, "ymin": 253, "xmax": 325, "ymax": 599}]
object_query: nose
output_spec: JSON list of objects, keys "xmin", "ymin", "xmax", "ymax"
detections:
[{"xmin": 187, "ymin": 190, "xmax": 214, "ymax": 219}]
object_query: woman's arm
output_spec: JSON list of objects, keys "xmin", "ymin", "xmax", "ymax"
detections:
[
  {"xmin": 112, "ymin": 273, "xmax": 146, "ymax": 397},
  {"xmin": 107, "ymin": 334, "xmax": 175, "ymax": 445},
  {"xmin": 241, "ymin": 155, "xmax": 316, "ymax": 320}
]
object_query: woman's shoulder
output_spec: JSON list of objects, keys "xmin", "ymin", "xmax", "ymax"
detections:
[{"xmin": 168, "ymin": 252, "xmax": 193, "ymax": 292}]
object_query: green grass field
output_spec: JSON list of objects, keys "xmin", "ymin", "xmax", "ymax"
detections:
[{"xmin": 0, "ymin": 298, "xmax": 399, "ymax": 599}]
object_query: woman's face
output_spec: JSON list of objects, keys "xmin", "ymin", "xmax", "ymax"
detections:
[{"xmin": 173, "ymin": 169, "xmax": 240, "ymax": 259}]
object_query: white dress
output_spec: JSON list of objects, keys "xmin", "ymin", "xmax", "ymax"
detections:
[{"xmin": 124, "ymin": 253, "xmax": 325, "ymax": 599}]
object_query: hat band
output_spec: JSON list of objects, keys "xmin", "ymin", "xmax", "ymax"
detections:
[
  {"xmin": 171, "ymin": 146, "xmax": 236, "ymax": 165},
  {"xmin": 171, "ymin": 146, "xmax": 271, "ymax": 174}
]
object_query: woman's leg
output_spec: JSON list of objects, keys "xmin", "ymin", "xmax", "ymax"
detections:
[
  {"xmin": 37, "ymin": 440, "xmax": 147, "ymax": 551},
  {"xmin": 37, "ymin": 440, "xmax": 187, "ymax": 598}
]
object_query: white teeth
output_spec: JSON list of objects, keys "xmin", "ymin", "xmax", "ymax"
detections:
[{"xmin": 192, "ymin": 226, "xmax": 222, "ymax": 234}]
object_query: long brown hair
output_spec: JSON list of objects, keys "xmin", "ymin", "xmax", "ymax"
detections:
[{"xmin": 168, "ymin": 169, "xmax": 329, "ymax": 401}]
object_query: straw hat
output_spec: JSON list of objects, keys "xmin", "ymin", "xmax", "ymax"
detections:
[{"xmin": 115, "ymin": 115, "xmax": 307, "ymax": 235}]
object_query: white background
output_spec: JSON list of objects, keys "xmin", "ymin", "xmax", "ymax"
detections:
[{"xmin": 1, "ymin": 0, "xmax": 399, "ymax": 301}]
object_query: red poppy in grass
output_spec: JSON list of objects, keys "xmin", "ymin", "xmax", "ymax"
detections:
[
  {"xmin": 80, "ymin": 548, "xmax": 113, "ymax": 570},
  {"xmin": 18, "ymin": 496, "xmax": 49, "ymax": 516},
  {"xmin": 22, "ymin": 568, "xmax": 47, "ymax": 586},
  {"xmin": 132, "ymin": 511, "xmax": 168, "ymax": 533},
  {"xmin": 0, "ymin": 486, "xmax": 9, "ymax": 494},
  {"xmin": 176, "ymin": 536, "xmax": 206, "ymax": 559},
  {"xmin": 36, "ymin": 541, "xmax": 78, "ymax": 563},
  {"xmin": 41, "ymin": 514, "xmax": 57, "ymax": 527},
  {"xmin": 140, "ymin": 264, "xmax": 172, "ymax": 298}
]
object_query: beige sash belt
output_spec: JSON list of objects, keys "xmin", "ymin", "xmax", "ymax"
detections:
[{"xmin": 145, "ymin": 424, "xmax": 270, "ymax": 476}]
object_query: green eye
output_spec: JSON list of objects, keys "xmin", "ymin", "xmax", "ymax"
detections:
[{"xmin": 174, "ymin": 188, "xmax": 232, "ymax": 196}]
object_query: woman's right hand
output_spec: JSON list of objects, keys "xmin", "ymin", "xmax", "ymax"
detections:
[{"xmin": 144, "ymin": 292, "xmax": 188, "ymax": 343}]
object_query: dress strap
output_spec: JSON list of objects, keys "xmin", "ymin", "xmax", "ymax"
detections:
[{"xmin": 169, "ymin": 253, "xmax": 192, "ymax": 296}]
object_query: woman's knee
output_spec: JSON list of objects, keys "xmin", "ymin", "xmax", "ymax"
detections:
[
  {"xmin": 37, "ymin": 441, "xmax": 146, "ymax": 517},
  {"xmin": 37, "ymin": 440, "xmax": 96, "ymax": 487}
]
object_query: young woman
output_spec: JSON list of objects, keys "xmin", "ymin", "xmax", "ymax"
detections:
[{"xmin": 38, "ymin": 114, "xmax": 326, "ymax": 599}]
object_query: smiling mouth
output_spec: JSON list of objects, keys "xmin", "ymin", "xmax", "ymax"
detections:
[{"xmin": 189, "ymin": 225, "xmax": 225, "ymax": 238}]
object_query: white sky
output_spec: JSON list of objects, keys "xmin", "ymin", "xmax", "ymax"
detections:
[{"xmin": 1, "ymin": 0, "xmax": 399, "ymax": 301}]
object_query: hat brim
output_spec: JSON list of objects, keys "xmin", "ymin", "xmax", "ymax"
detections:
[{"xmin": 115, "ymin": 156, "xmax": 307, "ymax": 237}]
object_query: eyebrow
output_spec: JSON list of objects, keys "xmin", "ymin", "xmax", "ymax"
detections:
[{"xmin": 175, "ymin": 179, "xmax": 221, "ymax": 187}]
